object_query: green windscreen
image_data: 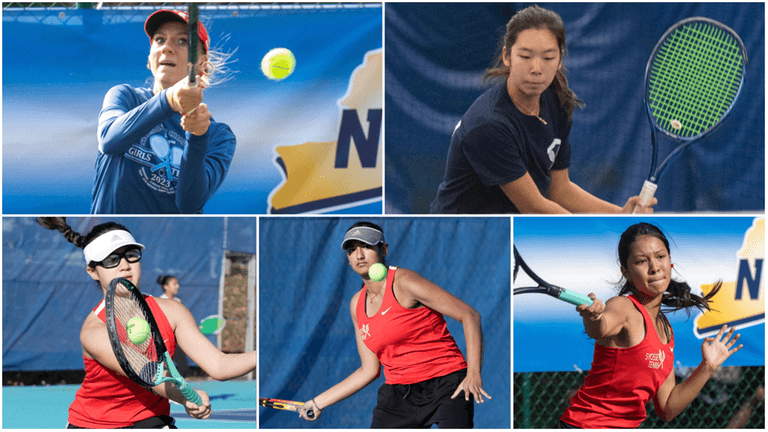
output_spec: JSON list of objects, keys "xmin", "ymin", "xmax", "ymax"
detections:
[{"xmin": 647, "ymin": 20, "xmax": 744, "ymax": 138}]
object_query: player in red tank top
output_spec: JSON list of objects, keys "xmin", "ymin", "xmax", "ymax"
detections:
[
  {"xmin": 37, "ymin": 218, "xmax": 256, "ymax": 428},
  {"xmin": 297, "ymin": 222, "xmax": 491, "ymax": 428},
  {"xmin": 559, "ymin": 223, "xmax": 744, "ymax": 428}
]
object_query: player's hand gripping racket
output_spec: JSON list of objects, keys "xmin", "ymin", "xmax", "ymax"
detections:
[
  {"xmin": 635, "ymin": 17, "xmax": 747, "ymax": 212},
  {"xmin": 105, "ymin": 277, "xmax": 202, "ymax": 406},
  {"xmin": 514, "ymin": 246, "xmax": 593, "ymax": 306},
  {"xmin": 187, "ymin": 3, "xmax": 199, "ymax": 88},
  {"xmin": 260, "ymin": 398, "xmax": 315, "ymax": 418}
]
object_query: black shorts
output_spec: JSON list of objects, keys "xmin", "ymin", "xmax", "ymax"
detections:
[
  {"xmin": 371, "ymin": 369, "xmax": 474, "ymax": 429},
  {"xmin": 66, "ymin": 415, "xmax": 177, "ymax": 429},
  {"xmin": 556, "ymin": 419, "xmax": 580, "ymax": 429}
]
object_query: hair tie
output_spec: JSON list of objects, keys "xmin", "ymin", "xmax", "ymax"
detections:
[{"xmin": 312, "ymin": 398, "xmax": 323, "ymax": 411}]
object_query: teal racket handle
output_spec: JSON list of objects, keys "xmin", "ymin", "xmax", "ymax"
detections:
[
  {"xmin": 179, "ymin": 380, "xmax": 202, "ymax": 406},
  {"xmin": 558, "ymin": 290, "xmax": 594, "ymax": 306},
  {"xmin": 163, "ymin": 352, "xmax": 202, "ymax": 405}
]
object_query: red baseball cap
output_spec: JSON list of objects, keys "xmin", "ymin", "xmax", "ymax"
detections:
[{"xmin": 144, "ymin": 9, "xmax": 209, "ymax": 53}]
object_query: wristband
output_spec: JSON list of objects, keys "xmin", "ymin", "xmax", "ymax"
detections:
[{"xmin": 312, "ymin": 398, "xmax": 324, "ymax": 411}]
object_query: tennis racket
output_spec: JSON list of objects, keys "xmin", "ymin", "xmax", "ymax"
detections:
[
  {"xmin": 514, "ymin": 246, "xmax": 593, "ymax": 306},
  {"xmin": 635, "ymin": 17, "xmax": 748, "ymax": 211},
  {"xmin": 198, "ymin": 314, "xmax": 226, "ymax": 336},
  {"xmin": 260, "ymin": 398, "xmax": 314, "ymax": 418},
  {"xmin": 105, "ymin": 277, "xmax": 202, "ymax": 405},
  {"xmin": 187, "ymin": 3, "xmax": 199, "ymax": 87}
]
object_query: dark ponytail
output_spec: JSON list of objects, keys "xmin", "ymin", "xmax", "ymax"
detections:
[{"xmin": 36, "ymin": 217, "xmax": 87, "ymax": 248}]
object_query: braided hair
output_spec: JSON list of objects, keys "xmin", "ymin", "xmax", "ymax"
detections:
[{"xmin": 36, "ymin": 217, "xmax": 131, "ymax": 268}]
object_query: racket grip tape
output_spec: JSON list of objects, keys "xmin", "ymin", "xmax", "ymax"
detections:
[
  {"xmin": 558, "ymin": 290, "xmax": 594, "ymax": 306},
  {"xmin": 179, "ymin": 381, "xmax": 202, "ymax": 406},
  {"xmin": 633, "ymin": 180, "xmax": 658, "ymax": 214}
]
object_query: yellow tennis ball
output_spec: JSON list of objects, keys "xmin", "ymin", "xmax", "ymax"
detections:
[
  {"xmin": 368, "ymin": 263, "xmax": 387, "ymax": 282},
  {"xmin": 126, "ymin": 317, "xmax": 150, "ymax": 345},
  {"xmin": 261, "ymin": 48, "xmax": 296, "ymax": 80}
]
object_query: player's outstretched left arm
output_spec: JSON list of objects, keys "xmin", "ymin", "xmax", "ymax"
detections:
[
  {"xmin": 165, "ymin": 299, "xmax": 255, "ymax": 380},
  {"xmin": 653, "ymin": 325, "xmax": 743, "ymax": 422},
  {"xmin": 397, "ymin": 268, "xmax": 492, "ymax": 403}
]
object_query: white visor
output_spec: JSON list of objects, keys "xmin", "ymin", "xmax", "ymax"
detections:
[{"xmin": 83, "ymin": 230, "xmax": 145, "ymax": 264}]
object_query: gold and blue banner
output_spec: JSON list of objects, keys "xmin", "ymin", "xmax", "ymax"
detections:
[{"xmin": 269, "ymin": 49, "xmax": 382, "ymax": 214}]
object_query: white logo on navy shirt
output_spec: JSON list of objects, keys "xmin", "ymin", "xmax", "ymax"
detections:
[
  {"xmin": 452, "ymin": 120, "xmax": 461, "ymax": 138},
  {"xmin": 547, "ymin": 139, "xmax": 562, "ymax": 167}
]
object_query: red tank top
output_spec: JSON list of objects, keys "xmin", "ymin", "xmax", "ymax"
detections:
[
  {"xmin": 560, "ymin": 295, "xmax": 674, "ymax": 428},
  {"xmin": 355, "ymin": 266, "xmax": 467, "ymax": 385},
  {"xmin": 68, "ymin": 296, "xmax": 176, "ymax": 428}
]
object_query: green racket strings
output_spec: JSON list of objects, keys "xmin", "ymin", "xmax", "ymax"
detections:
[{"xmin": 647, "ymin": 20, "xmax": 744, "ymax": 138}]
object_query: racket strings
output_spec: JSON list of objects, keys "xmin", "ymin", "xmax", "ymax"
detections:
[
  {"xmin": 652, "ymin": 29, "xmax": 740, "ymax": 133},
  {"xmin": 678, "ymin": 27, "xmax": 742, "ymax": 125},
  {"xmin": 648, "ymin": 20, "xmax": 744, "ymax": 138},
  {"xmin": 654, "ymin": 26, "xmax": 741, "ymax": 122},
  {"xmin": 650, "ymin": 28, "xmax": 742, "ymax": 134},
  {"xmin": 111, "ymin": 286, "xmax": 159, "ymax": 383}
]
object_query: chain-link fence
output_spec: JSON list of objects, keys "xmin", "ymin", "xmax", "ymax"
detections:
[{"xmin": 514, "ymin": 366, "xmax": 764, "ymax": 428}]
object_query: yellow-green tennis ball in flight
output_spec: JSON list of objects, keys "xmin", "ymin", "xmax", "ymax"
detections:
[
  {"xmin": 261, "ymin": 48, "xmax": 295, "ymax": 80},
  {"xmin": 126, "ymin": 317, "xmax": 150, "ymax": 345},
  {"xmin": 368, "ymin": 263, "xmax": 387, "ymax": 282}
]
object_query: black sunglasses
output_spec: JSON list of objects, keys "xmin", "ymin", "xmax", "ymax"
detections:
[{"xmin": 91, "ymin": 248, "xmax": 142, "ymax": 269}]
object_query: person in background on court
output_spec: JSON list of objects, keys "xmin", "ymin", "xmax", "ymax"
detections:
[
  {"xmin": 158, "ymin": 275, "xmax": 190, "ymax": 376},
  {"xmin": 430, "ymin": 5, "xmax": 656, "ymax": 214},
  {"xmin": 158, "ymin": 275, "xmax": 182, "ymax": 302},
  {"xmin": 298, "ymin": 222, "xmax": 490, "ymax": 428},
  {"xmin": 37, "ymin": 217, "xmax": 256, "ymax": 428},
  {"xmin": 91, "ymin": 9, "xmax": 236, "ymax": 214},
  {"xmin": 558, "ymin": 222, "xmax": 743, "ymax": 428}
]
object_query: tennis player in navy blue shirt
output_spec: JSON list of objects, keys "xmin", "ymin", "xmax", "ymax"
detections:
[
  {"xmin": 431, "ymin": 6, "xmax": 655, "ymax": 214},
  {"xmin": 91, "ymin": 10, "xmax": 235, "ymax": 214}
]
